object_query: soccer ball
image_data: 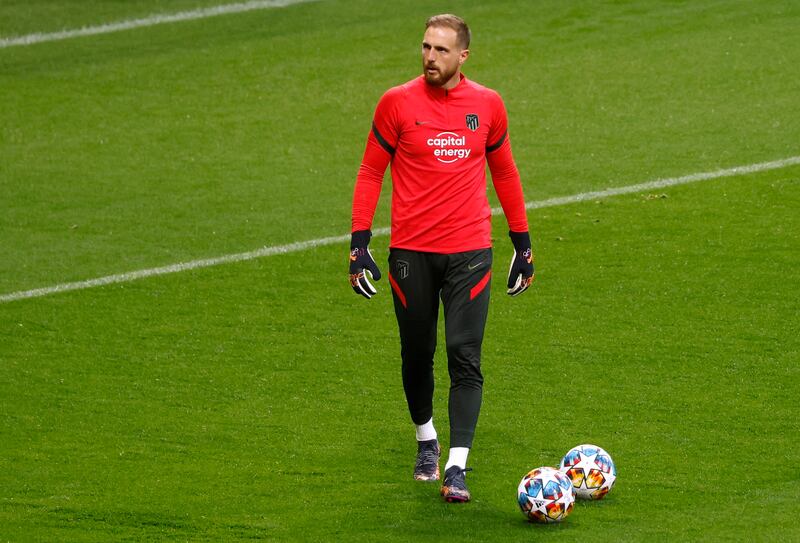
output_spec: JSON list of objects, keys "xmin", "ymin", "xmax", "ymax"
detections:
[
  {"xmin": 559, "ymin": 444, "xmax": 617, "ymax": 500},
  {"xmin": 517, "ymin": 466, "xmax": 575, "ymax": 523}
]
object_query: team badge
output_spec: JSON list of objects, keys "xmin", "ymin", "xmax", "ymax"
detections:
[
  {"xmin": 465, "ymin": 114, "xmax": 479, "ymax": 132},
  {"xmin": 397, "ymin": 260, "xmax": 409, "ymax": 279}
]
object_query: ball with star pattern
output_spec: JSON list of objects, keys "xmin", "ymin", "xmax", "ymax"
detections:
[
  {"xmin": 517, "ymin": 466, "xmax": 576, "ymax": 523},
  {"xmin": 559, "ymin": 444, "xmax": 617, "ymax": 500}
]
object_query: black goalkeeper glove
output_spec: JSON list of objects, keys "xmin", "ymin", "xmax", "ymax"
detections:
[
  {"xmin": 349, "ymin": 229, "xmax": 381, "ymax": 299},
  {"xmin": 507, "ymin": 230, "xmax": 534, "ymax": 296}
]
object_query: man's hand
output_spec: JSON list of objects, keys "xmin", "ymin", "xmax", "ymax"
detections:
[
  {"xmin": 349, "ymin": 230, "xmax": 382, "ymax": 299},
  {"xmin": 507, "ymin": 230, "xmax": 534, "ymax": 296}
]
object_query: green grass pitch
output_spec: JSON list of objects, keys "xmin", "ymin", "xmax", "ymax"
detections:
[{"xmin": 1, "ymin": 0, "xmax": 799, "ymax": 540}]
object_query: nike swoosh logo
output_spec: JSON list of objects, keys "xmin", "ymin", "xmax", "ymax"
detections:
[
  {"xmin": 415, "ymin": 120, "xmax": 431, "ymax": 125},
  {"xmin": 468, "ymin": 261, "xmax": 484, "ymax": 270}
]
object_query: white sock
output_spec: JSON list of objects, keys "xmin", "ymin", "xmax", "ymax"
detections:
[
  {"xmin": 415, "ymin": 418, "xmax": 437, "ymax": 441},
  {"xmin": 445, "ymin": 447, "xmax": 470, "ymax": 470}
]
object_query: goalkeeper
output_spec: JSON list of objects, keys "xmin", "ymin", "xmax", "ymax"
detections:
[{"xmin": 349, "ymin": 13, "xmax": 533, "ymax": 503}]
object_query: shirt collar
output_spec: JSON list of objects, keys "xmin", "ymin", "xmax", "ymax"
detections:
[{"xmin": 423, "ymin": 73, "xmax": 467, "ymax": 98}]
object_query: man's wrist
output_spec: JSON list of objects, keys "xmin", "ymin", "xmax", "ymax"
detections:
[
  {"xmin": 508, "ymin": 230, "xmax": 531, "ymax": 252},
  {"xmin": 351, "ymin": 229, "xmax": 372, "ymax": 248}
]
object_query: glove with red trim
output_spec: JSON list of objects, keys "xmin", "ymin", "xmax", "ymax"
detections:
[
  {"xmin": 349, "ymin": 229, "xmax": 381, "ymax": 299},
  {"xmin": 507, "ymin": 230, "xmax": 534, "ymax": 296}
]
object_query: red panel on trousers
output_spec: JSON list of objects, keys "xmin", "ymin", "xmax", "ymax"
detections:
[
  {"xmin": 388, "ymin": 272, "xmax": 408, "ymax": 308},
  {"xmin": 469, "ymin": 271, "xmax": 491, "ymax": 300}
]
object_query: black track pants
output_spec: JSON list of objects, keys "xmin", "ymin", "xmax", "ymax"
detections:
[{"xmin": 388, "ymin": 248, "xmax": 492, "ymax": 449}]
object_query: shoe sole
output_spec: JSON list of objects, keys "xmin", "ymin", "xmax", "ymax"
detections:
[{"xmin": 441, "ymin": 488, "xmax": 470, "ymax": 503}]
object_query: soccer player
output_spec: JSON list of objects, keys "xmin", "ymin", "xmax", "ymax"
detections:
[{"xmin": 349, "ymin": 14, "xmax": 533, "ymax": 503}]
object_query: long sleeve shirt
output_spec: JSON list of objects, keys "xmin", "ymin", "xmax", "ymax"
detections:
[{"xmin": 352, "ymin": 74, "xmax": 528, "ymax": 253}]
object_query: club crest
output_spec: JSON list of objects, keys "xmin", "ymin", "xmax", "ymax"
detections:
[
  {"xmin": 396, "ymin": 260, "xmax": 409, "ymax": 279},
  {"xmin": 465, "ymin": 114, "xmax": 479, "ymax": 132}
]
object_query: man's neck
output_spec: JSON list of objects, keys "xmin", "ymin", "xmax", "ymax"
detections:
[{"xmin": 441, "ymin": 71, "xmax": 462, "ymax": 90}]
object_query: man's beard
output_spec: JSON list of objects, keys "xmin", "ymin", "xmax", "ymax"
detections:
[{"xmin": 423, "ymin": 62, "xmax": 457, "ymax": 87}]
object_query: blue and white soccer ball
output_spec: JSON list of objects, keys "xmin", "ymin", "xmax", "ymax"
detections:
[
  {"xmin": 517, "ymin": 466, "xmax": 575, "ymax": 523},
  {"xmin": 559, "ymin": 444, "xmax": 617, "ymax": 500}
]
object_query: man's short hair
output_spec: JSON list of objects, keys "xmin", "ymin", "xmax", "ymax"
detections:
[{"xmin": 425, "ymin": 14, "xmax": 471, "ymax": 50}]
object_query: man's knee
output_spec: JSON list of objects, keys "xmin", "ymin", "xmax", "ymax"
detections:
[{"xmin": 446, "ymin": 338, "xmax": 483, "ymax": 388}]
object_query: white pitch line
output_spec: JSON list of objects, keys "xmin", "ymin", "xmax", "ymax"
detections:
[
  {"xmin": 0, "ymin": 0, "xmax": 317, "ymax": 48},
  {"xmin": 0, "ymin": 227, "xmax": 387, "ymax": 304},
  {"xmin": 491, "ymin": 155, "xmax": 800, "ymax": 214},
  {"xmin": 1, "ymin": 156, "xmax": 799, "ymax": 304}
]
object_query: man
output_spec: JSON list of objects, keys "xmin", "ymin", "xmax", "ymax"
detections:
[{"xmin": 349, "ymin": 14, "xmax": 533, "ymax": 503}]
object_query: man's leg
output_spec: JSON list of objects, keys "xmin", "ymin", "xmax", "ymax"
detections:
[
  {"xmin": 439, "ymin": 249, "xmax": 492, "ymax": 502},
  {"xmin": 441, "ymin": 248, "xmax": 492, "ymax": 451},
  {"xmin": 388, "ymin": 249, "xmax": 443, "ymax": 480}
]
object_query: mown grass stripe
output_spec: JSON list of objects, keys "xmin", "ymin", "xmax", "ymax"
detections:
[{"xmin": 1, "ymin": 155, "xmax": 798, "ymax": 304}]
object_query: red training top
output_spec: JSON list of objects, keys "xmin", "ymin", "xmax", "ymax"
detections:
[{"xmin": 352, "ymin": 74, "xmax": 528, "ymax": 253}]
